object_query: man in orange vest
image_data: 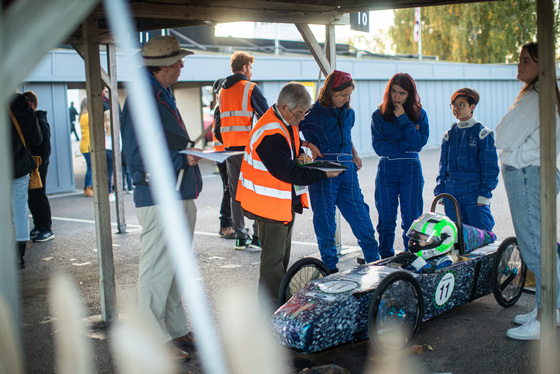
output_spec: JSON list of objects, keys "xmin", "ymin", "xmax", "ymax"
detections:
[
  {"xmin": 237, "ymin": 82, "xmax": 342, "ymax": 307},
  {"xmin": 215, "ymin": 51, "xmax": 269, "ymax": 251}
]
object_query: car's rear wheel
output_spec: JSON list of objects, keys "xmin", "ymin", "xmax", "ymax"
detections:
[{"xmin": 278, "ymin": 257, "xmax": 329, "ymax": 307}]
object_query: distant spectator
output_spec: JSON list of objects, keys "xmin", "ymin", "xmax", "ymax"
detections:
[
  {"xmin": 10, "ymin": 93, "xmax": 42, "ymax": 268},
  {"xmin": 69, "ymin": 101, "xmax": 80, "ymax": 141},
  {"xmin": 79, "ymin": 98, "xmax": 93, "ymax": 197},
  {"xmin": 23, "ymin": 91, "xmax": 55, "ymax": 242},
  {"xmin": 104, "ymin": 110, "xmax": 114, "ymax": 193}
]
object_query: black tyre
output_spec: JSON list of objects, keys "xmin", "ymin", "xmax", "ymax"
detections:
[
  {"xmin": 368, "ymin": 271, "xmax": 423, "ymax": 352},
  {"xmin": 278, "ymin": 257, "xmax": 329, "ymax": 307},
  {"xmin": 492, "ymin": 237, "xmax": 527, "ymax": 307}
]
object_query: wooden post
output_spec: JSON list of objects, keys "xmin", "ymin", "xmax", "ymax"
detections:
[
  {"xmin": 325, "ymin": 24, "xmax": 336, "ymax": 71},
  {"xmin": 537, "ymin": 0, "xmax": 558, "ymax": 372},
  {"xmin": 83, "ymin": 14, "xmax": 117, "ymax": 323},
  {"xmin": 295, "ymin": 23, "xmax": 331, "ymax": 76},
  {"xmin": 107, "ymin": 43, "xmax": 127, "ymax": 233},
  {"xmin": 0, "ymin": 10, "xmax": 24, "ymax": 367}
]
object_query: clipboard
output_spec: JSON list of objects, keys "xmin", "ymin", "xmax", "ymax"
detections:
[{"xmin": 298, "ymin": 161, "xmax": 348, "ymax": 172}]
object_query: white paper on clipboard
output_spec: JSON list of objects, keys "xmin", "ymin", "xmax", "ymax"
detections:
[{"xmin": 180, "ymin": 150, "xmax": 245, "ymax": 163}]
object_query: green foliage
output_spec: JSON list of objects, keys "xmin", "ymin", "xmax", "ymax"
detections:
[{"xmin": 389, "ymin": 0, "xmax": 558, "ymax": 63}]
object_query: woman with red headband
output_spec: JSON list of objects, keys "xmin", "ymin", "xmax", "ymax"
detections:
[
  {"xmin": 371, "ymin": 73, "xmax": 429, "ymax": 258},
  {"xmin": 434, "ymin": 87, "xmax": 499, "ymax": 232},
  {"xmin": 299, "ymin": 70, "xmax": 380, "ymax": 273}
]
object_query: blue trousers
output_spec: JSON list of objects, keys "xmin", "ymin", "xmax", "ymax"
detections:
[
  {"xmin": 442, "ymin": 178, "xmax": 495, "ymax": 232},
  {"xmin": 82, "ymin": 152, "xmax": 92, "ymax": 189},
  {"xmin": 502, "ymin": 165, "xmax": 560, "ymax": 308},
  {"xmin": 11, "ymin": 174, "xmax": 30, "ymax": 242},
  {"xmin": 309, "ymin": 162, "xmax": 379, "ymax": 270},
  {"xmin": 375, "ymin": 158, "xmax": 424, "ymax": 257}
]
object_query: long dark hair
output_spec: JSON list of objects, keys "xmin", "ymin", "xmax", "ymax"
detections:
[
  {"xmin": 519, "ymin": 42, "xmax": 560, "ymax": 116},
  {"xmin": 378, "ymin": 73, "xmax": 422, "ymax": 122}
]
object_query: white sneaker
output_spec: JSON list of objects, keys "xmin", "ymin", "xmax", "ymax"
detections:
[
  {"xmin": 514, "ymin": 307, "xmax": 560, "ymax": 326},
  {"xmin": 513, "ymin": 307, "xmax": 537, "ymax": 325},
  {"xmin": 506, "ymin": 319, "xmax": 540, "ymax": 340}
]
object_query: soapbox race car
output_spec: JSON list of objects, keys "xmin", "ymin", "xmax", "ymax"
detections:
[{"xmin": 271, "ymin": 194, "xmax": 528, "ymax": 353}]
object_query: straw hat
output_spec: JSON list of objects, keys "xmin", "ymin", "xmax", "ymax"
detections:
[{"xmin": 142, "ymin": 36, "xmax": 194, "ymax": 66}]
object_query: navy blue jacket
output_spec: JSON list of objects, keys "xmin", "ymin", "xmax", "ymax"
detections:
[
  {"xmin": 299, "ymin": 100, "xmax": 354, "ymax": 155},
  {"xmin": 121, "ymin": 74, "xmax": 203, "ymax": 207},
  {"xmin": 371, "ymin": 108, "xmax": 429, "ymax": 159},
  {"xmin": 30, "ymin": 110, "xmax": 51, "ymax": 165},
  {"xmin": 10, "ymin": 94, "xmax": 42, "ymax": 178},
  {"xmin": 434, "ymin": 119, "xmax": 499, "ymax": 200}
]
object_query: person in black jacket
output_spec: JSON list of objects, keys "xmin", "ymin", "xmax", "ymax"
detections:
[
  {"xmin": 23, "ymin": 91, "xmax": 55, "ymax": 243},
  {"xmin": 68, "ymin": 101, "xmax": 79, "ymax": 141},
  {"xmin": 10, "ymin": 93, "xmax": 42, "ymax": 269}
]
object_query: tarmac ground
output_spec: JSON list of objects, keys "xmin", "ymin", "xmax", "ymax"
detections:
[{"xmin": 16, "ymin": 143, "xmax": 560, "ymax": 374}]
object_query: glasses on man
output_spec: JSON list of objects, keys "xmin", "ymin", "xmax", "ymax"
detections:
[
  {"xmin": 290, "ymin": 109, "xmax": 310, "ymax": 120},
  {"xmin": 179, "ymin": 59, "xmax": 184, "ymax": 68},
  {"xmin": 449, "ymin": 102, "xmax": 467, "ymax": 109}
]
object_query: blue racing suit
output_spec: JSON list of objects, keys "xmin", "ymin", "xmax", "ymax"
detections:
[
  {"xmin": 300, "ymin": 100, "xmax": 380, "ymax": 271},
  {"xmin": 434, "ymin": 116, "xmax": 499, "ymax": 232},
  {"xmin": 371, "ymin": 108, "xmax": 429, "ymax": 258}
]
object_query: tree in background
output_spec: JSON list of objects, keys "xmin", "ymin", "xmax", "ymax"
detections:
[{"xmin": 390, "ymin": 0, "xmax": 559, "ymax": 63}]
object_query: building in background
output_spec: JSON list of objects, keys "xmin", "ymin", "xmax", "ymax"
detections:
[{"xmin": 24, "ymin": 26, "xmax": 547, "ymax": 194}]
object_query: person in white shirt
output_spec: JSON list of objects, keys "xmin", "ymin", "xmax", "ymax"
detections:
[{"xmin": 495, "ymin": 41, "xmax": 560, "ymax": 340}]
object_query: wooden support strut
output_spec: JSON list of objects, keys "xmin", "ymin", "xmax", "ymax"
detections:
[{"xmin": 82, "ymin": 14, "xmax": 117, "ymax": 324}]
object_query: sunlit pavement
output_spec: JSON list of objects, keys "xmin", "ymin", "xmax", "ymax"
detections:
[{"xmin": 18, "ymin": 146, "xmax": 559, "ymax": 373}]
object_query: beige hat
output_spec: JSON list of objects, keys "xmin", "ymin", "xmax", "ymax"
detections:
[{"xmin": 142, "ymin": 36, "xmax": 194, "ymax": 66}]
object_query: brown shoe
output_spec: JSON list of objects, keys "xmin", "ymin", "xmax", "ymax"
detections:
[
  {"xmin": 173, "ymin": 331, "xmax": 196, "ymax": 347},
  {"xmin": 219, "ymin": 226, "xmax": 236, "ymax": 239},
  {"xmin": 84, "ymin": 186, "xmax": 93, "ymax": 197},
  {"xmin": 169, "ymin": 345, "xmax": 190, "ymax": 361}
]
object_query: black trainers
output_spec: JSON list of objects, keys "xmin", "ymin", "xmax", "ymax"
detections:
[
  {"xmin": 30, "ymin": 228, "xmax": 41, "ymax": 240},
  {"xmin": 235, "ymin": 237, "xmax": 248, "ymax": 250},
  {"xmin": 33, "ymin": 230, "xmax": 55, "ymax": 242},
  {"xmin": 248, "ymin": 236, "xmax": 262, "ymax": 251}
]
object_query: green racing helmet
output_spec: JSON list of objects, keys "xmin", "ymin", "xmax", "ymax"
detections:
[{"xmin": 406, "ymin": 212, "xmax": 457, "ymax": 260}]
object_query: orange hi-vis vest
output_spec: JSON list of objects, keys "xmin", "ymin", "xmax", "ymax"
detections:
[
  {"xmin": 237, "ymin": 107, "xmax": 309, "ymax": 223},
  {"xmin": 219, "ymin": 80, "xmax": 256, "ymax": 148}
]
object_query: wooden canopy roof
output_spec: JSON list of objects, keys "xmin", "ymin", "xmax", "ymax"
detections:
[{"xmin": 60, "ymin": 0, "xmax": 500, "ymax": 42}]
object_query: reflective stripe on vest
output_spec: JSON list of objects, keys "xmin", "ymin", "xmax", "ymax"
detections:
[
  {"xmin": 242, "ymin": 121, "xmax": 293, "ymax": 172},
  {"xmin": 239, "ymin": 171, "xmax": 292, "ymax": 200},
  {"xmin": 219, "ymin": 80, "xmax": 255, "ymax": 148},
  {"xmin": 220, "ymin": 81, "xmax": 253, "ymax": 118},
  {"xmin": 236, "ymin": 108, "xmax": 307, "ymax": 223}
]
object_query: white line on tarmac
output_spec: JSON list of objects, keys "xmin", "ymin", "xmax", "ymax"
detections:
[{"xmin": 49, "ymin": 215, "xmax": 362, "ymax": 254}]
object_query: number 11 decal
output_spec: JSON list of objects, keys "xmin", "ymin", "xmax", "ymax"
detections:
[{"xmin": 434, "ymin": 271, "xmax": 455, "ymax": 308}]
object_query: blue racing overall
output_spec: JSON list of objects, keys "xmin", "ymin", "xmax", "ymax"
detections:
[
  {"xmin": 371, "ymin": 108, "xmax": 429, "ymax": 258},
  {"xmin": 434, "ymin": 117, "xmax": 499, "ymax": 232}
]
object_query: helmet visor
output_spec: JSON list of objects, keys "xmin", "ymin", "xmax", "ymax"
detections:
[{"xmin": 407, "ymin": 230, "xmax": 442, "ymax": 253}]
